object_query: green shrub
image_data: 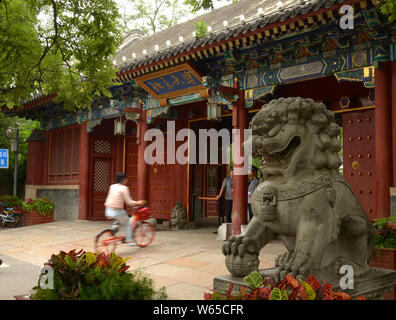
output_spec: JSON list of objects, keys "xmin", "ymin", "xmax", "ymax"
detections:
[
  {"xmin": 31, "ymin": 249, "xmax": 167, "ymax": 300},
  {"xmin": 22, "ymin": 197, "xmax": 54, "ymax": 216}
]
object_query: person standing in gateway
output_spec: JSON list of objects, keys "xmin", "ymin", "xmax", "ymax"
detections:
[{"xmin": 216, "ymin": 166, "xmax": 234, "ymax": 223}]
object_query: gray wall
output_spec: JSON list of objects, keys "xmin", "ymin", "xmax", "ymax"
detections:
[
  {"xmin": 36, "ymin": 189, "xmax": 79, "ymax": 221},
  {"xmin": 391, "ymin": 196, "xmax": 396, "ymax": 217}
]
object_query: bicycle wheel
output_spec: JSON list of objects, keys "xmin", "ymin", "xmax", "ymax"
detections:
[
  {"xmin": 133, "ymin": 222, "xmax": 155, "ymax": 247},
  {"xmin": 94, "ymin": 230, "xmax": 118, "ymax": 254},
  {"xmin": 4, "ymin": 214, "xmax": 21, "ymax": 228}
]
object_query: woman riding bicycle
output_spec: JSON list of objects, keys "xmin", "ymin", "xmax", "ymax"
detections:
[{"xmin": 104, "ymin": 172, "xmax": 146, "ymax": 246}]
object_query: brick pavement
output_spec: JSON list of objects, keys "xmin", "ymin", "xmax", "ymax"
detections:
[{"xmin": 0, "ymin": 220, "xmax": 286, "ymax": 299}]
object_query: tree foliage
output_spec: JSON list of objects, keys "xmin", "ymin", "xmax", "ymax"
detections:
[
  {"xmin": 0, "ymin": 113, "xmax": 40, "ymax": 196},
  {"xmin": 184, "ymin": 0, "xmax": 236, "ymax": 12},
  {"xmin": 121, "ymin": 0, "xmax": 193, "ymax": 35},
  {"xmin": 0, "ymin": 0, "xmax": 123, "ymax": 110},
  {"xmin": 380, "ymin": 0, "xmax": 396, "ymax": 22},
  {"xmin": 194, "ymin": 20, "xmax": 208, "ymax": 38}
]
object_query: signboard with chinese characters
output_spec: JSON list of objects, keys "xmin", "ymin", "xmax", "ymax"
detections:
[
  {"xmin": 134, "ymin": 63, "xmax": 204, "ymax": 100},
  {"xmin": 0, "ymin": 149, "xmax": 9, "ymax": 169}
]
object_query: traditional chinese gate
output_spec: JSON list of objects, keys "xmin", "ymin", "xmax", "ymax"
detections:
[
  {"xmin": 190, "ymin": 120, "xmax": 227, "ymax": 219},
  {"xmin": 342, "ymin": 109, "xmax": 376, "ymax": 220}
]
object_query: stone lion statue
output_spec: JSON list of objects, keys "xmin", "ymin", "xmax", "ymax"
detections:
[
  {"xmin": 222, "ymin": 97, "xmax": 376, "ymax": 283},
  {"xmin": 171, "ymin": 202, "xmax": 187, "ymax": 230}
]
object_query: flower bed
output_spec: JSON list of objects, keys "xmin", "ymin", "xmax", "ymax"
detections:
[
  {"xmin": 370, "ymin": 216, "xmax": 396, "ymax": 299},
  {"xmin": 23, "ymin": 209, "xmax": 54, "ymax": 226},
  {"xmin": 22, "ymin": 198, "xmax": 54, "ymax": 226},
  {"xmin": 205, "ymin": 271, "xmax": 366, "ymax": 300}
]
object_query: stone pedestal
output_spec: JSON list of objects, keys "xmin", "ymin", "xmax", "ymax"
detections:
[
  {"xmin": 213, "ymin": 267, "xmax": 396, "ymax": 299},
  {"xmin": 216, "ymin": 223, "xmax": 232, "ymax": 241}
]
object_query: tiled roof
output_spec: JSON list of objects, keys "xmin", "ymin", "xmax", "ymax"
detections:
[{"xmin": 115, "ymin": 0, "xmax": 351, "ymax": 74}]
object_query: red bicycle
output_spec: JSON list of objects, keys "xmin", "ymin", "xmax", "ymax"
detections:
[{"xmin": 94, "ymin": 206, "xmax": 155, "ymax": 254}]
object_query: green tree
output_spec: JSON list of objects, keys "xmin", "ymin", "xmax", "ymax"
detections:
[
  {"xmin": 0, "ymin": 0, "xmax": 123, "ymax": 111},
  {"xmin": 0, "ymin": 113, "xmax": 40, "ymax": 197},
  {"xmin": 184, "ymin": 0, "xmax": 236, "ymax": 12},
  {"xmin": 121, "ymin": 0, "xmax": 194, "ymax": 35}
]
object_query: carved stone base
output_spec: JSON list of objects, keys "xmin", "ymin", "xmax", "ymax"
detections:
[
  {"xmin": 213, "ymin": 267, "xmax": 396, "ymax": 300},
  {"xmin": 216, "ymin": 223, "xmax": 232, "ymax": 241}
]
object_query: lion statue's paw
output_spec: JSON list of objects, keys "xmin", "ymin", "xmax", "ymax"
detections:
[
  {"xmin": 222, "ymin": 235, "xmax": 260, "ymax": 277},
  {"xmin": 275, "ymin": 251, "xmax": 311, "ymax": 280}
]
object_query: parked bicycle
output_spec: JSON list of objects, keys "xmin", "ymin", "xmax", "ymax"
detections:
[
  {"xmin": 0, "ymin": 201, "xmax": 22, "ymax": 228},
  {"xmin": 94, "ymin": 205, "xmax": 155, "ymax": 254}
]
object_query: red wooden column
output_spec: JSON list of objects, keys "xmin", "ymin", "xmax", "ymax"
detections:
[
  {"xmin": 175, "ymin": 110, "xmax": 187, "ymax": 205},
  {"xmin": 137, "ymin": 110, "xmax": 149, "ymax": 201},
  {"xmin": 78, "ymin": 122, "xmax": 90, "ymax": 220},
  {"xmin": 375, "ymin": 62, "xmax": 392, "ymax": 218},
  {"xmin": 231, "ymin": 80, "xmax": 248, "ymax": 235},
  {"xmin": 392, "ymin": 61, "xmax": 396, "ymax": 186}
]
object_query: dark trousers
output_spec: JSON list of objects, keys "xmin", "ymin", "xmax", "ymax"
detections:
[
  {"xmin": 248, "ymin": 203, "xmax": 253, "ymax": 221},
  {"xmin": 225, "ymin": 199, "xmax": 233, "ymax": 223}
]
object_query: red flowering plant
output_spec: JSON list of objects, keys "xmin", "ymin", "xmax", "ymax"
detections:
[
  {"xmin": 372, "ymin": 215, "xmax": 396, "ymax": 249},
  {"xmin": 204, "ymin": 271, "xmax": 366, "ymax": 300},
  {"xmin": 22, "ymin": 197, "xmax": 54, "ymax": 217}
]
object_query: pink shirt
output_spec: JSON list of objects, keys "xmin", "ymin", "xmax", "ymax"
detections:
[{"xmin": 104, "ymin": 184, "xmax": 137, "ymax": 209}]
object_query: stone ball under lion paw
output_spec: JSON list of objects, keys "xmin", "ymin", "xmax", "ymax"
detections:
[{"xmin": 225, "ymin": 252, "xmax": 259, "ymax": 277}]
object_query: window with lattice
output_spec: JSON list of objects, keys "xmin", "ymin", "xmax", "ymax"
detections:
[{"xmin": 49, "ymin": 126, "xmax": 80, "ymax": 183}]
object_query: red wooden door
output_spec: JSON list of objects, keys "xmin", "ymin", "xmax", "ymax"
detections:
[
  {"xmin": 90, "ymin": 138, "xmax": 114, "ymax": 220},
  {"xmin": 149, "ymin": 138, "xmax": 174, "ymax": 220},
  {"xmin": 342, "ymin": 110, "xmax": 376, "ymax": 219},
  {"xmin": 89, "ymin": 119, "xmax": 116, "ymax": 221}
]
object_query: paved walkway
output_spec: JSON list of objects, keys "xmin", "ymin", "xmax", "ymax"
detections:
[{"xmin": 0, "ymin": 220, "xmax": 286, "ymax": 300}]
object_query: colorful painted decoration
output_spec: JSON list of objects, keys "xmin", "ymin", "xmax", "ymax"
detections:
[
  {"xmin": 340, "ymin": 97, "xmax": 351, "ymax": 109},
  {"xmin": 146, "ymin": 106, "xmax": 170, "ymax": 124},
  {"xmin": 245, "ymin": 85, "xmax": 276, "ymax": 108},
  {"xmin": 125, "ymin": 111, "xmax": 140, "ymax": 123},
  {"xmin": 334, "ymin": 67, "xmax": 375, "ymax": 88}
]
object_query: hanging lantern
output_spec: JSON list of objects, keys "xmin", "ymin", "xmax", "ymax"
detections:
[
  {"xmin": 114, "ymin": 118, "xmax": 126, "ymax": 136},
  {"xmin": 207, "ymin": 94, "xmax": 222, "ymax": 121}
]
